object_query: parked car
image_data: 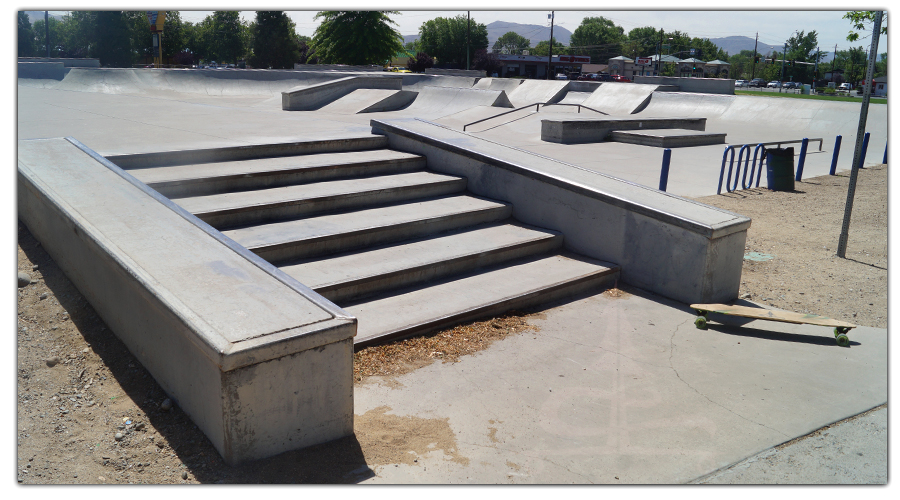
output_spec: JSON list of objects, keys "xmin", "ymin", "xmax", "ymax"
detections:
[
  {"xmin": 838, "ymin": 82, "xmax": 852, "ymax": 91},
  {"xmin": 748, "ymin": 78, "xmax": 766, "ymax": 88},
  {"xmin": 577, "ymin": 73, "xmax": 598, "ymax": 81},
  {"xmin": 766, "ymin": 80, "xmax": 781, "ymax": 88},
  {"xmin": 611, "ymin": 74, "xmax": 631, "ymax": 82},
  {"xmin": 782, "ymin": 82, "xmax": 799, "ymax": 89},
  {"xmin": 555, "ymin": 73, "xmax": 568, "ymax": 80},
  {"xmin": 734, "ymin": 79, "xmax": 748, "ymax": 87},
  {"xmin": 596, "ymin": 73, "xmax": 613, "ymax": 82}
]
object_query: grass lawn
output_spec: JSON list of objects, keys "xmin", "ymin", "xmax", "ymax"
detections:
[{"xmin": 735, "ymin": 90, "xmax": 887, "ymax": 104}]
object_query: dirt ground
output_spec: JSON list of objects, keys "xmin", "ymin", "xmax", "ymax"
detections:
[
  {"xmin": 693, "ymin": 164, "xmax": 887, "ymax": 329},
  {"xmin": 15, "ymin": 166, "xmax": 887, "ymax": 484}
]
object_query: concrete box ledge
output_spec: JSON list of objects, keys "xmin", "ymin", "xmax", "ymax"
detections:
[
  {"xmin": 541, "ymin": 116, "xmax": 708, "ymax": 144},
  {"xmin": 370, "ymin": 117, "xmax": 749, "ymax": 303},
  {"xmin": 18, "ymin": 138, "xmax": 356, "ymax": 463},
  {"xmin": 282, "ymin": 75, "xmax": 403, "ymax": 111}
]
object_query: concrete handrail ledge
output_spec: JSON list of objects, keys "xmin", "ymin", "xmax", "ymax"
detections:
[
  {"xmin": 371, "ymin": 118, "xmax": 749, "ymax": 239},
  {"xmin": 369, "ymin": 117, "xmax": 749, "ymax": 303},
  {"xmin": 18, "ymin": 137, "xmax": 356, "ymax": 462}
]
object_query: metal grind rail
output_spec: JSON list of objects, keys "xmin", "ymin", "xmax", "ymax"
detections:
[
  {"xmin": 462, "ymin": 102, "xmax": 608, "ymax": 131},
  {"xmin": 717, "ymin": 138, "xmax": 823, "ymax": 194}
]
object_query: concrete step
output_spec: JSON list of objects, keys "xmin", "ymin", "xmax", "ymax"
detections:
[
  {"xmin": 132, "ymin": 150, "xmax": 426, "ymax": 198},
  {"xmin": 346, "ymin": 253, "xmax": 620, "ymax": 348},
  {"xmin": 224, "ymin": 195, "xmax": 513, "ymax": 264},
  {"xmin": 608, "ymin": 129, "xmax": 727, "ymax": 148},
  {"xmin": 279, "ymin": 223, "xmax": 563, "ymax": 303},
  {"xmin": 177, "ymin": 171, "xmax": 467, "ymax": 229}
]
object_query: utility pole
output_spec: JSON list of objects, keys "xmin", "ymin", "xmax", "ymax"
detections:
[
  {"xmin": 837, "ymin": 10, "xmax": 882, "ymax": 258},
  {"xmin": 813, "ymin": 46, "xmax": 819, "ymax": 84},
  {"xmin": 779, "ymin": 42, "xmax": 786, "ymax": 92},
  {"xmin": 831, "ymin": 43, "xmax": 838, "ymax": 84},
  {"xmin": 45, "ymin": 11, "xmax": 50, "ymax": 58},
  {"xmin": 656, "ymin": 29, "xmax": 663, "ymax": 76},
  {"xmin": 546, "ymin": 11, "xmax": 554, "ymax": 80},
  {"xmin": 466, "ymin": 11, "xmax": 470, "ymax": 71},
  {"xmin": 751, "ymin": 32, "xmax": 758, "ymax": 80}
]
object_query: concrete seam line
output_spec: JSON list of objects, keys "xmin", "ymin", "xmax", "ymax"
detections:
[{"xmin": 371, "ymin": 119, "xmax": 750, "ymax": 239}]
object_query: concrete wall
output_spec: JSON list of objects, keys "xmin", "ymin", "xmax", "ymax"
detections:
[
  {"xmin": 425, "ymin": 68, "xmax": 487, "ymax": 77},
  {"xmin": 17, "ymin": 61, "xmax": 65, "ymax": 80},
  {"xmin": 18, "ymin": 137, "xmax": 357, "ymax": 464},
  {"xmin": 541, "ymin": 117, "xmax": 707, "ymax": 144},
  {"xmin": 635, "ymin": 76, "xmax": 734, "ymax": 95},
  {"xmin": 282, "ymin": 75, "xmax": 403, "ymax": 110},
  {"xmin": 293, "ymin": 63, "xmax": 383, "ymax": 72},
  {"xmin": 370, "ymin": 118, "xmax": 749, "ymax": 304}
]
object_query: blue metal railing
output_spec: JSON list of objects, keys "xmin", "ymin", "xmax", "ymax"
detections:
[
  {"xmin": 718, "ymin": 143, "xmax": 766, "ymax": 194},
  {"xmin": 829, "ymin": 135, "xmax": 842, "ymax": 175},
  {"xmin": 858, "ymin": 132, "xmax": 871, "ymax": 169},
  {"xmin": 659, "ymin": 148, "xmax": 672, "ymax": 191}
]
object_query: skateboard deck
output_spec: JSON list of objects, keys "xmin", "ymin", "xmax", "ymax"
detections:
[{"xmin": 690, "ymin": 303, "xmax": 856, "ymax": 346}]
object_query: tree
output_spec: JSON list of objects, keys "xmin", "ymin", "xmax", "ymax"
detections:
[
  {"xmin": 472, "ymin": 49, "xmax": 501, "ymax": 76},
  {"xmin": 418, "ymin": 15, "xmax": 488, "ymax": 67},
  {"xmin": 834, "ymin": 47, "xmax": 868, "ymax": 85},
  {"xmin": 209, "ymin": 11, "xmax": 246, "ymax": 64},
  {"xmin": 530, "ymin": 38, "xmax": 570, "ymax": 56},
  {"xmin": 492, "ymin": 31, "xmax": 530, "ymax": 55},
  {"xmin": 249, "ymin": 11, "xmax": 301, "ymax": 69},
  {"xmin": 311, "ymin": 11, "xmax": 402, "ymax": 65},
  {"xmin": 406, "ymin": 52, "xmax": 433, "ymax": 72},
  {"xmin": 95, "ymin": 11, "xmax": 133, "ymax": 66},
  {"xmin": 844, "ymin": 11, "xmax": 887, "ymax": 42},
  {"xmin": 569, "ymin": 17, "xmax": 625, "ymax": 63},
  {"xmin": 18, "ymin": 12, "xmax": 35, "ymax": 57},
  {"xmin": 161, "ymin": 11, "xmax": 188, "ymax": 60},
  {"xmin": 626, "ymin": 26, "xmax": 662, "ymax": 57}
]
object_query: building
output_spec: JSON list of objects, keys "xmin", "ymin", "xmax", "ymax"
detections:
[
  {"xmin": 703, "ymin": 59, "xmax": 731, "ymax": 78},
  {"xmin": 496, "ymin": 53, "xmax": 591, "ymax": 79},
  {"xmin": 677, "ymin": 58, "xmax": 706, "ymax": 78},
  {"xmin": 873, "ymin": 75, "xmax": 887, "ymax": 96}
]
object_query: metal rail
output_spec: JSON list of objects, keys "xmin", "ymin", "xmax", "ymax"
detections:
[
  {"xmin": 717, "ymin": 137, "xmax": 825, "ymax": 194},
  {"xmin": 462, "ymin": 102, "xmax": 608, "ymax": 131}
]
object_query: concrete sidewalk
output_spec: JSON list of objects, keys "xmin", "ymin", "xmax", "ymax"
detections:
[{"xmin": 351, "ymin": 287, "xmax": 887, "ymax": 483}]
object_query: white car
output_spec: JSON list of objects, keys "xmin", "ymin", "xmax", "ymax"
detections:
[
  {"xmin": 555, "ymin": 73, "xmax": 568, "ymax": 80},
  {"xmin": 767, "ymin": 80, "xmax": 781, "ymax": 88},
  {"xmin": 735, "ymin": 79, "xmax": 748, "ymax": 87},
  {"xmin": 838, "ymin": 83, "xmax": 852, "ymax": 91}
]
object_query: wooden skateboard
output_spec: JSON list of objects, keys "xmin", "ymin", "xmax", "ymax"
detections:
[{"xmin": 690, "ymin": 303, "xmax": 856, "ymax": 347}]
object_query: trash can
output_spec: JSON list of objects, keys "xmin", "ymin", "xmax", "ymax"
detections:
[
  {"xmin": 766, "ymin": 147, "xmax": 795, "ymax": 191},
  {"xmin": 801, "ymin": 84, "xmax": 811, "ymax": 95}
]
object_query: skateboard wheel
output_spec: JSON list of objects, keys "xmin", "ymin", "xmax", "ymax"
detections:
[
  {"xmin": 836, "ymin": 334, "xmax": 850, "ymax": 347},
  {"xmin": 694, "ymin": 316, "xmax": 707, "ymax": 329}
]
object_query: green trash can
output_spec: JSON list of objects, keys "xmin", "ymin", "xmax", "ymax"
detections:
[{"xmin": 766, "ymin": 147, "xmax": 795, "ymax": 191}]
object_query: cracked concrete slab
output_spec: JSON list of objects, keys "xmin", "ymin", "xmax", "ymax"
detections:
[{"xmin": 354, "ymin": 288, "xmax": 886, "ymax": 483}]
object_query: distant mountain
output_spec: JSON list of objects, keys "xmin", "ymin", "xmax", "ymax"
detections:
[
  {"xmin": 709, "ymin": 36, "xmax": 780, "ymax": 57},
  {"xmin": 23, "ymin": 11, "xmax": 65, "ymax": 23},
  {"xmin": 402, "ymin": 20, "xmax": 573, "ymax": 51}
]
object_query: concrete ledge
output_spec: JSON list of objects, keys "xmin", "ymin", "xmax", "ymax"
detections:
[
  {"xmin": 282, "ymin": 75, "xmax": 402, "ymax": 111},
  {"xmin": 104, "ymin": 135, "xmax": 388, "ymax": 169},
  {"xmin": 609, "ymin": 129, "xmax": 727, "ymax": 148},
  {"xmin": 18, "ymin": 61, "xmax": 66, "ymax": 80},
  {"xmin": 425, "ymin": 68, "xmax": 486, "ymax": 77},
  {"xmin": 541, "ymin": 117, "xmax": 707, "ymax": 144},
  {"xmin": 18, "ymin": 57, "xmax": 100, "ymax": 68},
  {"xmin": 635, "ymin": 76, "xmax": 735, "ymax": 95},
  {"xmin": 370, "ymin": 118, "xmax": 750, "ymax": 304},
  {"xmin": 18, "ymin": 138, "xmax": 357, "ymax": 463}
]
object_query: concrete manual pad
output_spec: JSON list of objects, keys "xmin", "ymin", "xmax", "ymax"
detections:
[
  {"xmin": 609, "ymin": 129, "xmax": 727, "ymax": 148},
  {"xmin": 353, "ymin": 289, "xmax": 886, "ymax": 483}
]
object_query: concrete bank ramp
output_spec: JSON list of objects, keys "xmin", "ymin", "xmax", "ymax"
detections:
[
  {"xmin": 401, "ymin": 74, "xmax": 478, "ymax": 90},
  {"xmin": 402, "ymin": 86, "xmax": 513, "ymax": 118},
  {"xmin": 556, "ymin": 91, "xmax": 594, "ymax": 105},
  {"xmin": 318, "ymin": 88, "xmax": 417, "ymax": 114},
  {"xmin": 473, "ymin": 78, "xmax": 524, "ymax": 92},
  {"xmin": 433, "ymin": 105, "xmax": 536, "ymax": 132},
  {"xmin": 580, "ymin": 83, "xmax": 668, "ymax": 115},
  {"xmin": 506, "ymin": 80, "xmax": 570, "ymax": 108}
]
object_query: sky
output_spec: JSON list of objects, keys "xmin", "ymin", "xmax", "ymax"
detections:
[{"xmin": 41, "ymin": 1, "xmax": 888, "ymax": 56}]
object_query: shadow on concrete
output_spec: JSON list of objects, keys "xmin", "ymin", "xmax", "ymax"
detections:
[
  {"xmin": 17, "ymin": 222, "xmax": 374, "ymax": 484},
  {"xmin": 703, "ymin": 324, "xmax": 857, "ymax": 347}
]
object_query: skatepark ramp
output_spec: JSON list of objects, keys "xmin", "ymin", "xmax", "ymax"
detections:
[
  {"xmin": 506, "ymin": 80, "xmax": 570, "ymax": 108},
  {"xmin": 401, "ymin": 86, "xmax": 514, "ymax": 118},
  {"xmin": 580, "ymin": 83, "xmax": 678, "ymax": 115},
  {"xmin": 318, "ymin": 88, "xmax": 417, "ymax": 114},
  {"xmin": 282, "ymin": 75, "xmax": 404, "ymax": 110}
]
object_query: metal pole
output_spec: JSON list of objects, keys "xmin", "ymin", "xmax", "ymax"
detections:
[
  {"xmin": 795, "ymin": 138, "xmax": 809, "ymax": 181},
  {"xmin": 45, "ymin": 11, "xmax": 50, "ymax": 58},
  {"xmin": 659, "ymin": 149, "xmax": 672, "ymax": 191},
  {"xmin": 813, "ymin": 47, "xmax": 819, "ymax": 85},
  {"xmin": 831, "ymin": 43, "xmax": 837, "ymax": 85},
  {"xmin": 829, "ymin": 135, "xmax": 842, "ymax": 175},
  {"xmin": 546, "ymin": 11, "xmax": 554, "ymax": 80},
  {"xmin": 751, "ymin": 32, "xmax": 758, "ymax": 80},
  {"xmin": 779, "ymin": 43, "xmax": 786, "ymax": 92},
  {"xmin": 858, "ymin": 132, "xmax": 870, "ymax": 169},
  {"xmin": 837, "ymin": 10, "xmax": 882, "ymax": 258}
]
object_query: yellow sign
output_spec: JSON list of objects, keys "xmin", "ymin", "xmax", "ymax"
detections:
[{"xmin": 147, "ymin": 11, "xmax": 166, "ymax": 32}]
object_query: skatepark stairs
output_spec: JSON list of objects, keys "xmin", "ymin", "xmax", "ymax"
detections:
[{"xmin": 116, "ymin": 134, "xmax": 620, "ymax": 347}]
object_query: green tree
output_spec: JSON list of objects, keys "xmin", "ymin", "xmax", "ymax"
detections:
[
  {"xmin": 844, "ymin": 11, "xmax": 887, "ymax": 41},
  {"xmin": 403, "ymin": 40, "xmax": 420, "ymax": 53},
  {"xmin": 95, "ymin": 11, "xmax": 133, "ymax": 66},
  {"xmin": 626, "ymin": 26, "xmax": 662, "ymax": 57},
  {"xmin": 492, "ymin": 31, "xmax": 530, "ymax": 55},
  {"xmin": 569, "ymin": 16, "xmax": 625, "ymax": 63},
  {"xmin": 209, "ymin": 11, "xmax": 246, "ymax": 64},
  {"xmin": 530, "ymin": 38, "xmax": 570, "ymax": 56},
  {"xmin": 249, "ymin": 11, "xmax": 301, "ymax": 69},
  {"xmin": 834, "ymin": 46, "xmax": 868, "ymax": 84},
  {"xmin": 418, "ymin": 15, "xmax": 488, "ymax": 67},
  {"xmin": 32, "ymin": 16, "xmax": 63, "ymax": 57},
  {"xmin": 311, "ymin": 11, "xmax": 402, "ymax": 65},
  {"xmin": 161, "ymin": 11, "xmax": 188, "ymax": 60},
  {"xmin": 406, "ymin": 52, "xmax": 434, "ymax": 72},
  {"xmin": 18, "ymin": 12, "xmax": 35, "ymax": 57}
]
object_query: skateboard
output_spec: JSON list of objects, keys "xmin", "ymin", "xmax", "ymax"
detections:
[{"xmin": 690, "ymin": 303, "xmax": 856, "ymax": 347}]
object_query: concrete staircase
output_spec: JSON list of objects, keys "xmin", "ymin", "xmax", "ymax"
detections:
[{"xmin": 129, "ymin": 136, "xmax": 619, "ymax": 347}]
